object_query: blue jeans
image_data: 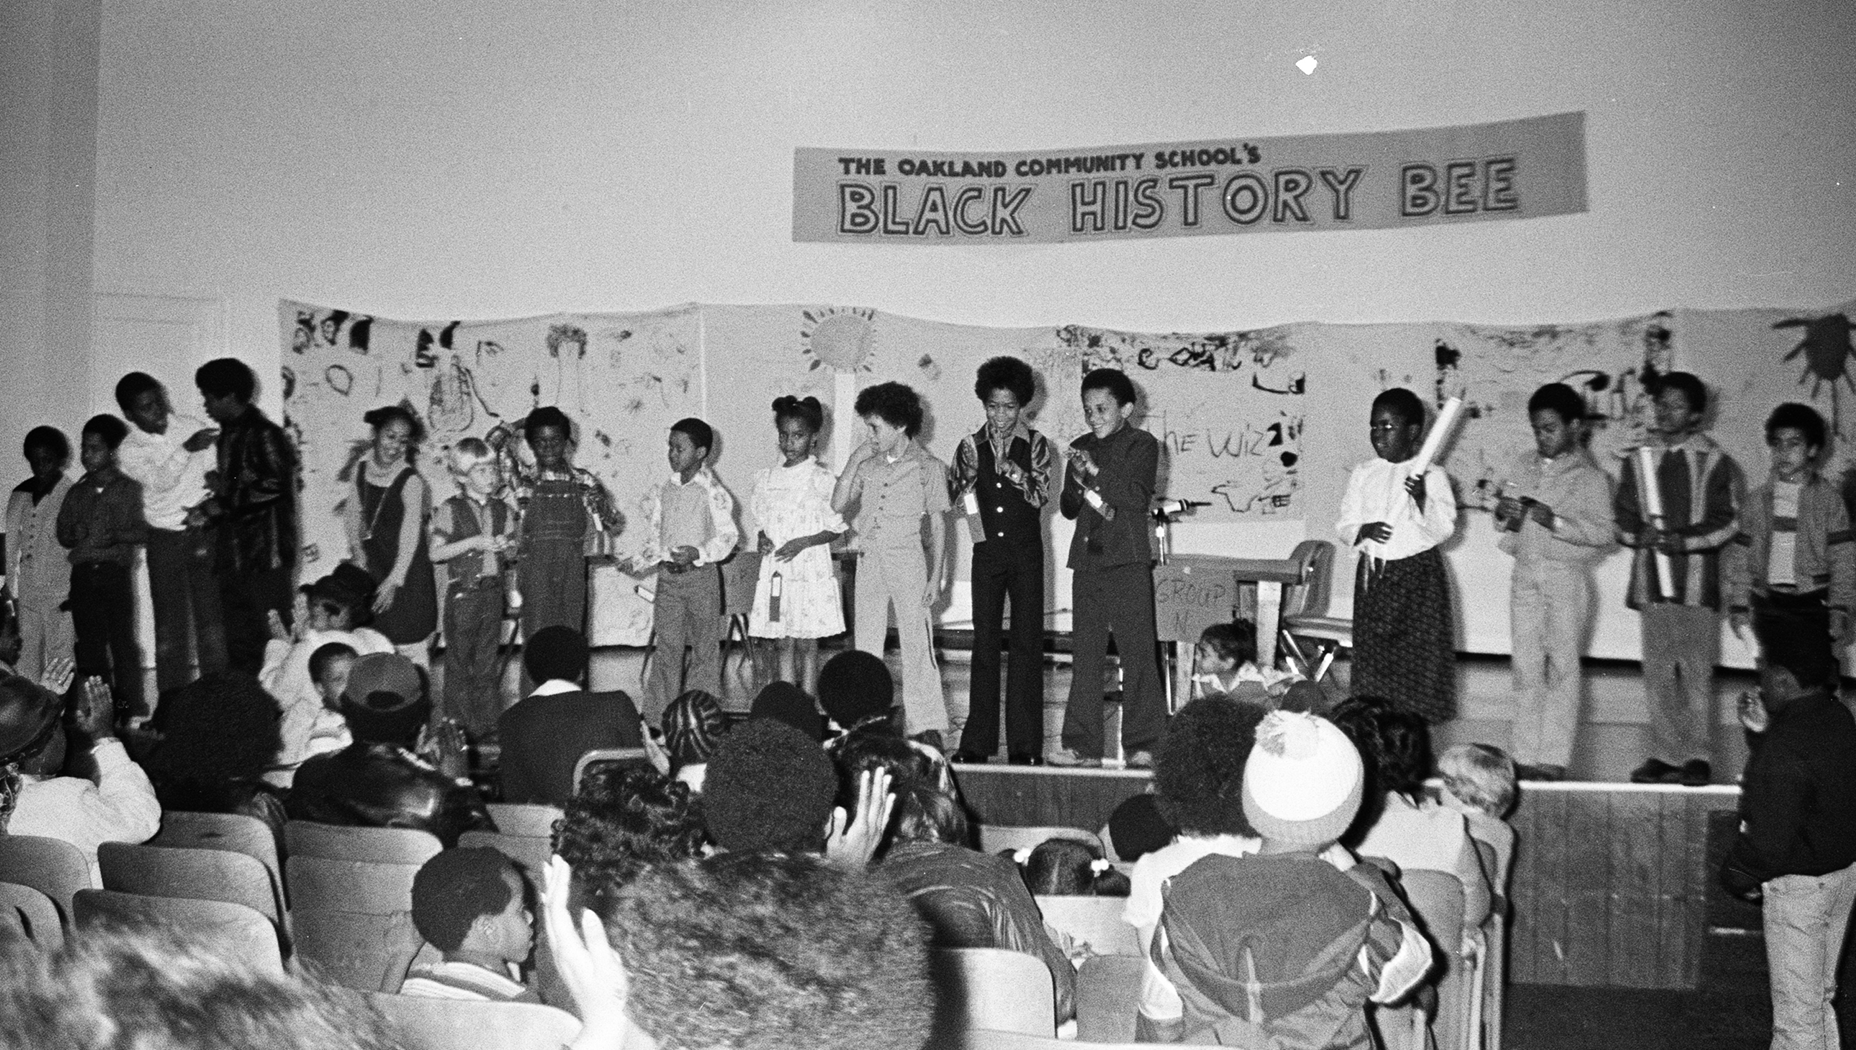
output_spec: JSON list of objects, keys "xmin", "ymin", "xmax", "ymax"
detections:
[{"xmin": 1764, "ymin": 861, "xmax": 1856, "ymax": 1050}]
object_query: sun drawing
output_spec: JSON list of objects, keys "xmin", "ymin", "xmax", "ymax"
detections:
[{"xmin": 800, "ymin": 306, "xmax": 877, "ymax": 374}]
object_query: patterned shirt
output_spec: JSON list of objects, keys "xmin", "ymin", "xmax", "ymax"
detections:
[{"xmin": 638, "ymin": 467, "xmax": 739, "ymax": 566}]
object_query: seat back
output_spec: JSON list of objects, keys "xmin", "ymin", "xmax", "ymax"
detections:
[
  {"xmin": 1400, "ymin": 869, "xmax": 1472, "ymax": 1050},
  {"xmin": 0, "ymin": 835, "xmax": 93, "ymax": 924},
  {"xmin": 363, "ymin": 992, "xmax": 581, "ymax": 1050},
  {"xmin": 0, "ymin": 880, "xmax": 64, "ymax": 948},
  {"xmin": 572, "ymin": 748, "xmax": 651, "ymax": 796},
  {"xmin": 458, "ymin": 831, "xmax": 551, "ymax": 881},
  {"xmin": 1074, "ymin": 953, "xmax": 1146, "ymax": 1044},
  {"xmin": 286, "ymin": 855, "xmax": 422, "ymax": 915},
  {"xmin": 955, "ymin": 1034, "xmax": 1151, "ymax": 1050},
  {"xmin": 977, "ymin": 825, "xmax": 1104, "ymax": 857},
  {"xmin": 1034, "ymin": 895, "xmax": 1141, "ymax": 957},
  {"xmin": 150, "ymin": 810, "xmax": 284, "ymax": 907},
  {"xmin": 930, "ymin": 947, "xmax": 1057, "ymax": 1039},
  {"xmin": 1281, "ymin": 539, "xmax": 1334, "ymax": 619},
  {"xmin": 74, "ymin": 889, "xmax": 284, "ymax": 975},
  {"xmin": 483, "ymin": 803, "xmax": 563, "ymax": 838},
  {"xmin": 284, "ymin": 821, "xmax": 443, "ymax": 865},
  {"xmin": 98, "ymin": 842, "xmax": 282, "ymax": 926}
]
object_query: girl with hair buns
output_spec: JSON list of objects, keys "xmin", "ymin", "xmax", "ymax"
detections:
[
  {"xmin": 343, "ymin": 404, "xmax": 437, "ymax": 664},
  {"xmin": 749, "ymin": 396, "xmax": 848, "ymax": 690}
]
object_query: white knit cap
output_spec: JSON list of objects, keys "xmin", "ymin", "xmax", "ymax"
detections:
[{"xmin": 1241, "ymin": 711, "xmax": 1364, "ymax": 847}]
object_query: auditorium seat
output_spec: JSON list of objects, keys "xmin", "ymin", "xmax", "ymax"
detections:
[
  {"xmin": 930, "ymin": 947, "xmax": 1058, "ymax": 1039},
  {"xmin": 0, "ymin": 835, "xmax": 92, "ymax": 928},
  {"xmin": 149, "ymin": 811, "xmax": 285, "ymax": 910},
  {"xmin": 363, "ymin": 992, "xmax": 581, "ymax": 1050},
  {"xmin": 284, "ymin": 821, "xmax": 443, "ymax": 866},
  {"xmin": 74, "ymin": 889, "xmax": 284, "ymax": 976},
  {"xmin": 98, "ymin": 841, "xmax": 287, "ymax": 950},
  {"xmin": 1035, "ymin": 894, "xmax": 1142, "ymax": 957},
  {"xmin": 0, "ymin": 881, "xmax": 65, "ymax": 948},
  {"xmin": 482, "ymin": 803, "xmax": 563, "ymax": 838},
  {"xmin": 286, "ymin": 854, "xmax": 425, "ymax": 991}
]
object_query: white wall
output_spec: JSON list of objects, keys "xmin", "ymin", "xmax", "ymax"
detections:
[{"xmin": 7, "ymin": 0, "xmax": 1854, "ymax": 650}]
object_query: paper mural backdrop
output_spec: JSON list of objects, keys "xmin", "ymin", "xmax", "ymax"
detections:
[
  {"xmin": 280, "ymin": 296, "xmax": 1855, "ymax": 662},
  {"xmin": 794, "ymin": 112, "xmax": 1587, "ymax": 244}
]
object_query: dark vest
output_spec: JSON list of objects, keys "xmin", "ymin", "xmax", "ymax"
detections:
[
  {"xmin": 443, "ymin": 494, "xmax": 508, "ymax": 586},
  {"xmin": 973, "ymin": 431, "xmax": 1042, "ymax": 551}
]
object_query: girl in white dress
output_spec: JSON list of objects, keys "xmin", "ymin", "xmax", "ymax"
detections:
[{"xmin": 749, "ymin": 396, "xmax": 848, "ymax": 690}]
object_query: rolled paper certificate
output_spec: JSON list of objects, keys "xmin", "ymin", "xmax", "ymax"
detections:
[
  {"xmin": 1634, "ymin": 445, "xmax": 1675, "ymax": 600},
  {"xmin": 1408, "ymin": 396, "xmax": 1465, "ymax": 476}
]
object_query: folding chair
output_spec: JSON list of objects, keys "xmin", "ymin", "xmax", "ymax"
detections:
[
  {"xmin": 718, "ymin": 550, "xmax": 766, "ymax": 688},
  {"xmin": 149, "ymin": 810, "xmax": 286, "ymax": 915},
  {"xmin": 0, "ymin": 834, "xmax": 93, "ymax": 927},
  {"xmin": 1396, "ymin": 870, "xmax": 1475, "ymax": 1050},
  {"xmin": 1035, "ymin": 895, "xmax": 1142, "ymax": 957},
  {"xmin": 284, "ymin": 821, "xmax": 443, "ymax": 865},
  {"xmin": 572, "ymin": 748, "xmax": 651, "ymax": 796},
  {"xmin": 1278, "ymin": 539, "xmax": 1351, "ymax": 685},
  {"xmin": 1467, "ymin": 821, "xmax": 1516, "ymax": 1050},
  {"xmin": 286, "ymin": 854, "xmax": 425, "ymax": 991},
  {"xmin": 363, "ymin": 992, "xmax": 581, "ymax": 1050},
  {"xmin": 0, "ymin": 880, "xmax": 64, "ymax": 948},
  {"xmin": 99, "ymin": 841, "xmax": 284, "ymax": 931},
  {"xmin": 1074, "ymin": 953, "xmax": 1146, "ymax": 1044},
  {"xmin": 74, "ymin": 889, "xmax": 284, "ymax": 975},
  {"xmin": 930, "ymin": 947, "xmax": 1057, "ymax": 1039},
  {"xmin": 483, "ymin": 802, "xmax": 563, "ymax": 838},
  {"xmin": 977, "ymin": 825, "xmax": 1104, "ymax": 857},
  {"xmin": 458, "ymin": 830, "xmax": 551, "ymax": 881}
]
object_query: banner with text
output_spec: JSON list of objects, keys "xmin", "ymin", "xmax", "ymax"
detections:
[{"xmin": 794, "ymin": 112, "xmax": 1586, "ymax": 245}]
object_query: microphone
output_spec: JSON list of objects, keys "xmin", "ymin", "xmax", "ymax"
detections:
[{"xmin": 1152, "ymin": 498, "xmax": 1210, "ymax": 519}]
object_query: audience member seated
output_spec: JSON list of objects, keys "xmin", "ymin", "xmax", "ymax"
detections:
[
  {"xmin": 262, "ymin": 569, "xmax": 394, "ymax": 786},
  {"xmin": 547, "ymin": 851, "xmax": 933, "ymax": 1050},
  {"xmin": 1102, "ymin": 791, "xmax": 1175, "ymax": 863},
  {"xmin": 748, "ymin": 680, "xmax": 825, "ymax": 741},
  {"xmin": 0, "ymin": 925, "xmax": 398, "ymax": 1050},
  {"xmin": 880, "ymin": 780, "xmax": 1077, "ymax": 1024},
  {"xmin": 819, "ymin": 649, "xmax": 954, "ymax": 795},
  {"xmin": 286, "ymin": 652, "xmax": 494, "ymax": 847},
  {"xmin": 701, "ymin": 717, "xmax": 894, "ymax": 871},
  {"xmin": 1437, "ymin": 742, "xmax": 1519, "ymax": 887},
  {"xmin": 1020, "ymin": 836, "xmax": 1131, "ymax": 897},
  {"xmin": 0, "ymin": 674, "xmax": 159, "ymax": 880},
  {"xmin": 297, "ymin": 642, "xmax": 358, "ymax": 762},
  {"xmin": 499, "ymin": 626, "xmax": 642, "ymax": 807},
  {"xmin": 140, "ymin": 670, "xmax": 287, "ymax": 846},
  {"xmin": 399, "ymin": 846, "xmax": 538, "ymax": 1001},
  {"xmin": 1332, "ymin": 696, "xmax": 1494, "ymax": 932},
  {"xmin": 1143, "ymin": 711, "xmax": 1431, "ymax": 1046},
  {"xmin": 659, "ymin": 688, "xmax": 725, "ymax": 794},
  {"xmin": 553, "ymin": 766, "xmax": 707, "ymax": 895}
]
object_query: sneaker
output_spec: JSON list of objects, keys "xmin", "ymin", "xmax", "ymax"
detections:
[
  {"xmin": 1046, "ymin": 747, "xmax": 1101, "ymax": 768},
  {"xmin": 1517, "ymin": 763, "xmax": 1566, "ymax": 782},
  {"xmin": 1126, "ymin": 750, "xmax": 1155, "ymax": 770},
  {"xmin": 1678, "ymin": 759, "xmax": 1712, "ymax": 787},
  {"xmin": 1629, "ymin": 758, "xmax": 1680, "ymax": 785}
]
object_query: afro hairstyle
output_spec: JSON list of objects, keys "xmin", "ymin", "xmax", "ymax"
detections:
[
  {"xmin": 1080, "ymin": 367, "xmax": 1136, "ymax": 407},
  {"xmin": 1370, "ymin": 387, "xmax": 1426, "ymax": 430},
  {"xmin": 522, "ymin": 626, "xmax": 589, "ymax": 686},
  {"xmin": 554, "ymin": 767, "xmax": 707, "ymax": 893},
  {"xmin": 81, "ymin": 415, "xmax": 130, "ymax": 450},
  {"xmin": 194, "ymin": 358, "xmax": 256, "ymax": 402},
  {"xmin": 594, "ymin": 851, "xmax": 932, "ymax": 1050},
  {"xmin": 22, "ymin": 425, "xmax": 69, "ymax": 464},
  {"xmin": 701, "ymin": 718, "xmax": 839, "ymax": 853},
  {"xmin": 1526, "ymin": 383, "xmax": 1587, "ymax": 424},
  {"xmin": 523, "ymin": 406, "xmax": 572, "ymax": 442},
  {"xmin": 141, "ymin": 672, "xmax": 283, "ymax": 787},
  {"xmin": 410, "ymin": 846, "xmax": 521, "ymax": 953},
  {"xmin": 1655, "ymin": 371, "xmax": 1709, "ymax": 415},
  {"xmin": 1152, "ymin": 695, "xmax": 1270, "ymax": 837},
  {"xmin": 1766, "ymin": 402, "xmax": 1828, "ymax": 452},
  {"xmin": 852, "ymin": 381, "xmax": 925, "ymax": 437},
  {"xmin": 113, "ymin": 372, "xmax": 163, "ymax": 414},
  {"xmin": 815, "ymin": 649, "xmax": 895, "ymax": 729},
  {"xmin": 974, "ymin": 356, "xmax": 1036, "ymax": 407}
]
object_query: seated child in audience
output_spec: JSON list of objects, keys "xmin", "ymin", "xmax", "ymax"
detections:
[
  {"xmin": 552, "ymin": 766, "xmax": 707, "ymax": 895},
  {"xmin": 298, "ymin": 641, "xmax": 358, "ymax": 761},
  {"xmin": 1143, "ymin": 710, "xmax": 1432, "ymax": 1046},
  {"xmin": 1437, "ymin": 742, "xmax": 1519, "ymax": 896},
  {"xmin": 1101, "ymin": 791, "xmax": 1176, "ymax": 863},
  {"xmin": 660, "ymin": 687, "xmax": 726, "ymax": 794},
  {"xmin": 261, "ymin": 567, "xmax": 393, "ymax": 786},
  {"xmin": 1022, "ymin": 836, "xmax": 1132, "ymax": 897},
  {"xmin": 1190, "ymin": 619, "xmax": 1300, "ymax": 702},
  {"xmin": 401, "ymin": 847, "xmax": 538, "ymax": 1002}
]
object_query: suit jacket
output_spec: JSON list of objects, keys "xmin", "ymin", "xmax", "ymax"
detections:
[{"xmin": 497, "ymin": 688, "xmax": 643, "ymax": 806}]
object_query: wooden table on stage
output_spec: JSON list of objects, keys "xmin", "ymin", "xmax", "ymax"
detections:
[{"xmin": 1153, "ymin": 554, "xmax": 1304, "ymax": 707}]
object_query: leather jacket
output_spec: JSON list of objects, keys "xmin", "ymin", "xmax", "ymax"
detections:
[
  {"xmin": 203, "ymin": 406, "xmax": 297, "ymax": 573},
  {"xmin": 285, "ymin": 743, "xmax": 494, "ymax": 848}
]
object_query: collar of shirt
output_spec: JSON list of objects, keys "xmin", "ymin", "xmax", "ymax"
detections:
[
  {"xmin": 665, "ymin": 466, "xmax": 714, "ymax": 489},
  {"xmin": 974, "ymin": 422, "xmax": 1031, "ymax": 452},
  {"xmin": 882, "ymin": 441, "xmax": 931, "ymax": 467},
  {"xmin": 529, "ymin": 680, "xmax": 579, "ymax": 697}
]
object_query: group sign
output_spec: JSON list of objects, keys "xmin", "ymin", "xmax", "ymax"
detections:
[{"xmin": 794, "ymin": 112, "xmax": 1586, "ymax": 245}]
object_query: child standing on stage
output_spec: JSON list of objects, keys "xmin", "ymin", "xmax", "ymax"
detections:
[
  {"xmin": 1336, "ymin": 387, "xmax": 1459, "ymax": 724},
  {"xmin": 57, "ymin": 416, "xmax": 149, "ymax": 723},
  {"xmin": 514, "ymin": 406, "xmax": 619, "ymax": 640},
  {"xmin": 832, "ymin": 382, "xmax": 952, "ymax": 748},
  {"xmin": 4, "ymin": 427, "xmax": 75, "ymax": 682},
  {"xmin": 949, "ymin": 357, "xmax": 1055, "ymax": 765},
  {"xmin": 1615, "ymin": 372, "xmax": 1741, "ymax": 787},
  {"xmin": 630, "ymin": 418, "xmax": 738, "ymax": 723},
  {"xmin": 1726, "ymin": 403, "xmax": 1854, "ymax": 676},
  {"xmin": 429, "ymin": 438, "xmax": 519, "ymax": 739},
  {"xmin": 749, "ymin": 396, "xmax": 847, "ymax": 691},
  {"xmin": 1492, "ymin": 383, "xmax": 1614, "ymax": 782},
  {"xmin": 1051, "ymin": 368, "xmax": 1165, "ymax": 769}
]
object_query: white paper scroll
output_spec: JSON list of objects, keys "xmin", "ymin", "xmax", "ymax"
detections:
[
  {"xmin": 1410, "ymin": 397, "xmax": 1465, "ymax": 476},
  {"xmin": 1634, "ymin": 445, "xmax": 1675, "ymax": 600}
]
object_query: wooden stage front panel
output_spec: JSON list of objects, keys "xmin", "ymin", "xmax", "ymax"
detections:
[{"xmin": 951, "ymin": 766, "xmax": 1743, "ymax": 990}]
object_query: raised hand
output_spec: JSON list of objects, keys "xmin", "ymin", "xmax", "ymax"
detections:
[
  {"xmin": 824, "ymin": 766, "xmax": 895, "ymax": 870},
  {"xmin": 543, "ymin": 856, "xmax": 636, "ymax": 1050},
  {"xmin": 37, "ymin": 657, "xmax": 74, "ymax": 695}
]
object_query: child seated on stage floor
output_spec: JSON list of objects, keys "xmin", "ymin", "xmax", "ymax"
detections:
[
  {"xmin": 1142, "ymin": 710, "xmax": 1432, "ymax": 1047},
  {"xmin": 262, "ymin": 566, "xmax": 394, "ymax": 786},
  {"xmin": 1336, "ymin": 387, "xmax": 1460, "ymax": 724},
  {"xmin": 400, "ymin": 846, "xmax": 538, "ymax": 1002},
  {"xmin": 1190, "ymin": 618, "xmax": 1302, "ymax": 702}
]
